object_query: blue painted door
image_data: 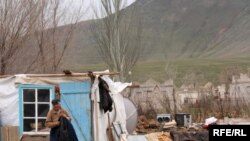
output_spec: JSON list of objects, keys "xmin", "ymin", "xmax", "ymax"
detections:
[{"xmin": 59, "ymin": 81, "xmax": 91, "ymax": 141}]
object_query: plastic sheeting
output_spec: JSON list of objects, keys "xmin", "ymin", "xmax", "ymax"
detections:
[
  {"xmin": 102, "ymin": 75, "xmax": 132, "ymax": 134},
  {"xmin": 0, "ymin": 77, "xmax": 19, "ymax": 126},
  {"xmin": 14, "ymin": 75, "xmax": 89, "ymax": 85},
  {"xmin": 92, "ymin": 75, "xmax": 108, "ymax": 141},
  {"xmin": 123, "ymin": 97, "xmax": 137, "ymax": 134},
  {"xmin": 127, "ymin": 135, "xmax": 147, "ymax": 141},
  {"xmin": 91, "ymin": 71, "xmax": 132, "ymax": 141}
]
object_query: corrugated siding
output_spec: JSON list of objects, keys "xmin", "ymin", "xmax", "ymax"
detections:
[
  {"xmin": 0, "ymin": 126, "xmax": 19, "ymax": 141},
  {"xmin": 59, "ymin": 81, "xmax": 91, "ymax": 141}
]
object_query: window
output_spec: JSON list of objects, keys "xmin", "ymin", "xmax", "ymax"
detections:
[
  {"xmin": 184, "ymin": 97, "xmax": 195, "ymax": 104},
  {"xmin": 19, "ymin": 85, "xmax": 55, "ymax": 135},
  {"xmin": 246, "ymin": 86, "xmax": 250, "ymax": 94},
  {"xmin": 184, "ymin": 97, "xmax": 189, "ymax": 104}
]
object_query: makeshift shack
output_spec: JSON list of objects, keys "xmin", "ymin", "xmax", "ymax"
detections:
[{"xmin": 0, "ymin": 70, "xmax": 136, "ymax": 141}]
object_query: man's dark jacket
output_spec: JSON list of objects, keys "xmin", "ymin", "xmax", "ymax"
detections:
[{"xmin": 50, "ymin": 117, "xmax": 78, "ymax": 141}]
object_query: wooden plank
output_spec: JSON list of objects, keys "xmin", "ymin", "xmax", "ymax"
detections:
[
  {"xmin": 2, "ymin": 127, "xmax": 7, "ymax": 141},
  {"xmin": 9, "ymin": 126, "xmax": 19, "ymax": 141},
  {"xmin": 20, "ymin": 135, "xmax": 49, "ymax": 141},
  {"xmin": 0, "ymin": 126, "xmax": 19, "ymax": 141},
  {"xmin": 0, "ymin": 71, "xmax": 120, "ymax": 78},
  {"xmin": 25, "ymin": 71, "xmax": 120, "ymax": 77},
  {"xmin": 0, "ymin": 127, "xmax": 3, "ymax": 141}
]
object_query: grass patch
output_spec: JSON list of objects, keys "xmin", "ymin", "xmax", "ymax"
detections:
[{"xmin": 77, "ymin": 57, "xmax": 250, "ymax": 86}]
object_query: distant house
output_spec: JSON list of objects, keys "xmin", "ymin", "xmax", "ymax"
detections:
[
  {"xmin": 230, "ymin": 73, "xmax": 250, "ymax": 101},
  {"xmin": 176, "ymin": 84, "xmax": 199, "ymax": 105},
  {"xmin": 176, "ymin": 82, "xmax": 226, "ymax": 105},
  {"xmin": 124, "ymin": 79, "xmax": 174, "ymax": 113},
  {"xmin": 214, "ymin": 84, "xmax": 226, "ymax": 99}
]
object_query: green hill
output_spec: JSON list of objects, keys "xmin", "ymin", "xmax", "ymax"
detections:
[
  {"xmin": 63, "ymin": 0, "xmax": 250, "ymax": 67},
  {"xmin": 59, "ymin": 0, "xmax": 250, "ymax": 84}
]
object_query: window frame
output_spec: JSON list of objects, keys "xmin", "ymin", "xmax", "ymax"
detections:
[{"xmin": 19, "ymin": 84, "xmax": 55, "ymax": 135}]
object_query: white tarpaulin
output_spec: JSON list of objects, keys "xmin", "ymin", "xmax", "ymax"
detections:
[
  {"xmin": 92, "ymin": 71, "xmax": 132, "ymax": 141},
  {"xmin": 14, "ymin": 74, "xmax": 89, "ymax": 85},
  {"xmin": 102, "ymin": 75, "xmax": 132, "ymax": 134},
  {"xmin": 0, "ymin": 76, "xmax": 19, "ymax": 126}
]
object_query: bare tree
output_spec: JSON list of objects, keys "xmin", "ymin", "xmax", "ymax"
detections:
[
  {"xmin": 0, "ymin": 0, "xmax": 84, "ymax": 75},
  {"xmin": 91, "ymin": 0, "xmax": 143, "ymax": 81},
  {"xmin": 0, "ymin": 0, "xmax": 40, "ymax": 75},
  {"xmin": 26, "ymin": 0, "xmax": 84, "ymax": 73}
]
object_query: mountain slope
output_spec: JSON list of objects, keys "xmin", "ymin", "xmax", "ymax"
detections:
[{"xmin": 62, "ymin": 0, "xmax": 250, "ymax": 69}]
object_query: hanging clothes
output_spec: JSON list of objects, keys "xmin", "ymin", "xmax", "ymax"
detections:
[
  {"xmin": 98, "ymin": 76, "xmax": 113, "ymax": 113},
  {"xmin": 56, "ymin": 117, "xmax": 78, "ymax": 141}
]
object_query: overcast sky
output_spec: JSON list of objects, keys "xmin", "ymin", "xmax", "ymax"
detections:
[{"xmin": 70, "ymin": 0, "xmax": 136, "ymax": 21}]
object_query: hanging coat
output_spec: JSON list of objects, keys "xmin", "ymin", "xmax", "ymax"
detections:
[
  {"xmin": 56, "ymin": 117, "xmax": 78, "ymax": 141},
  {"xmin": 98, "ymin": 76, "xmax": 113, "ymax": 113}
]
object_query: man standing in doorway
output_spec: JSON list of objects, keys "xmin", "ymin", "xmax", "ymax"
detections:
[{"xmin": 45, "ymin": 99, "xmax": 71, "ymax": 141}]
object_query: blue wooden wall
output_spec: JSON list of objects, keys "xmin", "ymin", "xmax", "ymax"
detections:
[{"xmin": 59, "ymin": 81, "xmax": 91, "ymax": 141}]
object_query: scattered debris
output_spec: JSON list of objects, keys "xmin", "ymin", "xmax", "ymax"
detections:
[
  {"xmin": 217, "ymin": 118, "xmax": 250, "ymax": 125},
  {"xmin": 162, "ymin": 120, "xmax": 176, "ymax": 129},
  {"xmin": 134, "ymin": 115, "xmax": 250, "ymax": 141},
  {"xmin": 188, "ymin": 123, "xmax": 204, "ymax": 131},
  {"xmin": 203, "ymin": 117, "xmax": 218, "ymax": 129},
  {"xmin": 145, "ymin": 132, "xmax": 172, "ymax": 141},
  {"xmin": 136, "ymin": 116, "xmax": 160, "ymax": 134},
  {"xmin": 170, "ymin": 130, "xmax": 209, "ymax": 141}
]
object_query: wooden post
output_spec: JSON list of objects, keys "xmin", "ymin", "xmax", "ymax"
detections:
[{"xmin": 107, "ymin": 113, "xmax": 114, "ymax": 141}]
